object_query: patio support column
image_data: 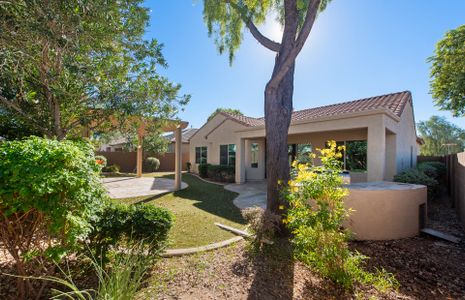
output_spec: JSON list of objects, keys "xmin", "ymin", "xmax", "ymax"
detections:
[
  {"xmin": 367, "ymin": 121, "xmax": 386, "ymax": 181},
  {"xmin": 235, "ymin": 138, "xmax": 246, "ymax": 184},
  {"xmin": 174, "ymin": 126, "xmax": 182, "ymax": 190}
]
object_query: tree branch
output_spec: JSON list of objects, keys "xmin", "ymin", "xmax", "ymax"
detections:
[
  {"xmin": 246, "ymin": 20, "xmax": 281, "ymax": 52},
  {"xmin": 227, "ymin": 1, "xmax": 281, "ymax": 52},
  {"xmin": 268, "ymin": 0, "xmax": 321, "ymax": 89},
  {"xmin": 0, "ymin": 95, "xmax": 50, "ymax": 136}
]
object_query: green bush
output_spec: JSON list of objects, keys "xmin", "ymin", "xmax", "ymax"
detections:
[
  {"xmin": 186, "ymin": 162, "xmax": 192, "ymax": 172},
  {"xmin": 418, "ymin": 161, "xmax": 446, "ymax": 179},
  {"xmin": 285, "ymin": 141, "xmax": 398, "ymax": 290},
  {"xmin": 145, "ymin": 156, "xmax": 160, "ymax": 172},
  {"xmin": 393, "ymin": 168, "xmax": 438, "ymax": 200},
  {"xmin": 88, "ymin": 202, "xmax": 173, "ymax": 261},
  {"xmin": 417, "ymin": 163, "xmax": 438, "ymax": 179},
  {"xmin": 103, "ymin": 164, "xmax": 120, "ymax": 173},
  {"xmin": 198, "ymin": 163, "xmax": 209, "ymax": 178},
  {"xmin": 95, "ymin": 155, "xmax": 108, "ymax": 168},
  {"xmin": 0, "ymin": 137, "xmax": 107, "ymax": 297},
  {"xmin": 207, "ymin": 164, "xmax": 235, "ymax": 182}
]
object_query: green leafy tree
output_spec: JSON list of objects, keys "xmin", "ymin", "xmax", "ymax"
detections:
[
  {"xmin": 429, "ymin": 25, "xmax": 465, "ymax": 116},
  {"xmin": 0, "ymin": 0, "xmax": 189, "ymax": 140},
  {"xmin": 417, "ymin": 116, "xmax": 465, "ymax": 156},
  {"xmin": 203, "ymin": 0, "xmax": 331, "ymax": 215},
  {"xmin": 207, "ymin": 108, "xmax": 244, "ymax": 121},
  {"xmin": 0, "ymin": 137, "xmax": 107, "ymax": 299}
]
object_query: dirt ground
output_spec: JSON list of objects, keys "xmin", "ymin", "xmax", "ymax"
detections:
[
  {"xmin": 141, "ymin": 194, "xmax": 465, "ymax": 300},
  {"xmin": 1, "ymin": 194, "xmax": 464, "ymax": 299}
]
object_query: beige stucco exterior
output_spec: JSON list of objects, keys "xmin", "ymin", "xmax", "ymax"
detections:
[
  {"xmin": 344, "ymin": 182, "xmax": 427, "ymax": 240},
  {"xmin": 189, "ymin": 98, "xmax": 419, "ymax": 184}
]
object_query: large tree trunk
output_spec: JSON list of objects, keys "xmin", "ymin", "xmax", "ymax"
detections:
[{"xmin": 265, "ymin": 61, "xmax": 295, "ymax": 215}]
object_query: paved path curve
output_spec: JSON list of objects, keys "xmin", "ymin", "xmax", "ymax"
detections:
[
  {"xmin": 102, "ymin": 177, "xmax": 188, "ymax": 199},
  {"xmin": 224, "ymin": 181, "xmax": 267, "ymax": 209}
]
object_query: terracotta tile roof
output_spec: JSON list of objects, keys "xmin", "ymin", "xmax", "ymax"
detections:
[
  {"xmin": 222, "ymin": 91, "xmax": 412, "ymax": 127},
  {"xmin": 218, "ymin": 112, "xmax": 265, "ymax": 127}
]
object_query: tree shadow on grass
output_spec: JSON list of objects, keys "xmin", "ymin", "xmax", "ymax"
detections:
[{"xmin": 132, "ymin": 173, "xmax": 245, "ymax": 225}]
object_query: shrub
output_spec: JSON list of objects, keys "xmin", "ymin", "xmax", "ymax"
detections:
[
  {"xmin": 103, "ymin": 164, "xmax": 120, "ymax": 173},
  {"xmin": 417, "ymin": 163, "xmax": 438, "ymax": 179},
  {"xmin": 145, "ymin": 156, "xmax": 160, "ymax": 172},
  {"xmin": 47, "ymin": 241, "xmax": 155, "ymax": 300},
  {"xmin": 198, "ymin": 163, "xmax": 209, "ymax": 178},
  {"xmin": 284, "ymin": 141, "xmax": 398, "ymax": 290},
  {"xmin": 186, "ymin": 162, "xmax": 192, "ymax": 172},
  {"xmin": 95, "ymin": 155, "xmax": 108, "ymax": 168},
  {"xmin": 0, "ymin": 137, "xmax": 107, "ymax": 299},
  {"xmin": 393, "ymin": 168, "xmax": 438, "ymax": 200},
  {"xmin": 418, "ymin": 161, "xmax": 446, "ymax": 180},
  {"xmin": 88, "ymin": 202, "xmax": 173, "ymax": 261},
  {"xmin": 241, "ymin": 207, "xmax": 281, "ymax": 249},
  {"xmin": 207, "ymin": 164, "xmax": 235, "ymax": 182}
]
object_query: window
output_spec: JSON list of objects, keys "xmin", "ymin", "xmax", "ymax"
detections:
[
  {"xmin": 220, "ymin": 144, "xmax": 236, "ymax": 166},
  {"xmin": 289, "ymin": 143, "xmax": 313, "ymax": 165},
  {"xmin": 336, "ymin": 140, "xmax": 367, "ymax": 171},
  {"xmin": 195, "ymin": 146, "xmax": 207, "ymax": 164},
  {"xmin": 251, "ymin": 143, "xmax": 259, "ymax": 168}
]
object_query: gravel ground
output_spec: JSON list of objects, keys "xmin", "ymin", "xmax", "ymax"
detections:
[{"xmin": 1, "ymin": 194, "xmax": 464, "ymax": 299}]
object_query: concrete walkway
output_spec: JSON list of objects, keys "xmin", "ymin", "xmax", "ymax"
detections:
[
  {"xmin": 224, "ymin": 181, "xmax": 267, "ymax": 209},
  {"xmin": 102, "ymin": 177, "xmax": 188, "ymax": 199}
]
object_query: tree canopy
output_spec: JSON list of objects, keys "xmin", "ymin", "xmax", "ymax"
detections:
[
  {"xmin": 207, "ymin": 108, "xmax": 243, "ymax": 121},
  {"xmin": 417, "ymin": 116, "xmax": 465, "ymax": 156},
  {"xmin": 429, "ymin": 25, "xmax": 465, "ymax": 117},
  {"xmin": 0, "ymin": 0, "xmax": 189, "ymax": 140}
]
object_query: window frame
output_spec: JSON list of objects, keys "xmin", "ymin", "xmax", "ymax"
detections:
[
  {"xmin": 195, "ymin": 146, "xmax": 208, "ymax": 164},
  {"xmin": 219, "ymin": 144, "xmax": 236, "ymax": 166}
]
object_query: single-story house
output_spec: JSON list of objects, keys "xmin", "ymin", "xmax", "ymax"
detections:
[
  {"xmin": 99, "ymin": 128, "xmax": 198, "ymax": 155},
  {"xmin": 189, "ymin": 91, "xmax": 419, "ymax": 184}
]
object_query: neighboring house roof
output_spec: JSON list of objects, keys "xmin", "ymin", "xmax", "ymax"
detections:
[
  {"xmin": 163, "ymin": 128, "xmax": 198, "ymax": 143},
  {"xmin": 108, "ymin": 137, "xmax": 127, "ymax": 146},
  {"xmin": 220, "ymin": 91, "xmax": 412, "ymax": 128}
]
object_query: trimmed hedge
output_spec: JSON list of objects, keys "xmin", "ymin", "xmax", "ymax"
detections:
[
  {"xmin": 207, "ymin": 164, "xmax": 235, "ymax": 182},
  {"xmin": 198, "ymin": 163, "xmax": 235, "ymax": 182},
  {"xmin": 88, "ymin": 202, "xmax": 173, "ymax": 261},
  {"xmin": 198, "ymin": 163, "xmax": 209, "ymax": 178},
  {"xmin": 393, "ymin": 168, "xmax": 438, "ymax": 200},
  {"xmin": 145, "ymin": 157, "xmax": 160, "ymax": 172}
]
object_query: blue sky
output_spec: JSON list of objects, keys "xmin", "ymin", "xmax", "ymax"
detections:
[{"xmin": 145, "ymin": 0, "xmax": 465, "ymax": 129}]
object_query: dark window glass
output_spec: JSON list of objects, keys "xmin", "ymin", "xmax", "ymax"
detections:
[
  {"xmin": 220, "ymin": 145, "xmax": 228, "ymax": 165},
  {"xmin": 228, "ymin": 144, "xmax": 236, "ymax": 166},
  {"xmin": 196, "ymin": 146, "xmax": 207, "ymax": 164}
]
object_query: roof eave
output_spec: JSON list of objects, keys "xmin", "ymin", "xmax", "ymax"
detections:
[{"xmin": 234, "ymin": 108, "xmax": 401, "ymax": 133}]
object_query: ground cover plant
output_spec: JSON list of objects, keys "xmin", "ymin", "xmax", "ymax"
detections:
[
  {"xmin": 0, "ymin": 137, "xmax": 107, "ymax": 299},
  {"xmin": 284, "ymin": 141, "xmax": 398, "ymax": 290}
]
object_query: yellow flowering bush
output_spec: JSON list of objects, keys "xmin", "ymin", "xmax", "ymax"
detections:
[{"xmin": 283, "ymin": 141, "xmax": 398, "ymax": 290}]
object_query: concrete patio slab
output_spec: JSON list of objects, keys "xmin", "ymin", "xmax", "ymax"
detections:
[
  {"xmin": 102, "ymin": 177, "xmax": 188, "ymax": 199},
  {"xmin": 224, "ymin": 181, "xmax": 267, "ymax": 209}
]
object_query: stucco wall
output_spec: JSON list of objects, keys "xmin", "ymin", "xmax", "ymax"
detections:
[
  {"xmin": 344, "ymin": 183, "xmax": 427, "ymax": 240},
  {"xmin": 189, "ymin": 114, "xmax": 247, "ymax": 173},
  {"xmin": 395, "ymin": 102, "xmax": 418, "ymax": 174}
]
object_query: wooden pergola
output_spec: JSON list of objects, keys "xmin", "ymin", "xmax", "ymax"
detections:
[
  {"xmin": 85, "ymin": 116, "xmax": 188, "ymax": 191},
  {"xmin": 135, "ymin": 119, "xmax": 188, "ymax": 190}
]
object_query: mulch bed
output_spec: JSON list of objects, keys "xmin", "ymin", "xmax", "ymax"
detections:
[{"xmin": 1, "ymin": 194, "xmax": 464, "ymax": 299}]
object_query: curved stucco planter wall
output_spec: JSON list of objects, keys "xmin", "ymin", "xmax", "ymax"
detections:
[{"xmin": 344, "ymin": 181, "xmax": 427, "ymax": 240}]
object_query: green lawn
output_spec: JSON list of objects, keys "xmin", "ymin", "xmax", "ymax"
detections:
[{"xmin": 116, "ymin": 173, "xmax": 245, "ymax": 249}]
